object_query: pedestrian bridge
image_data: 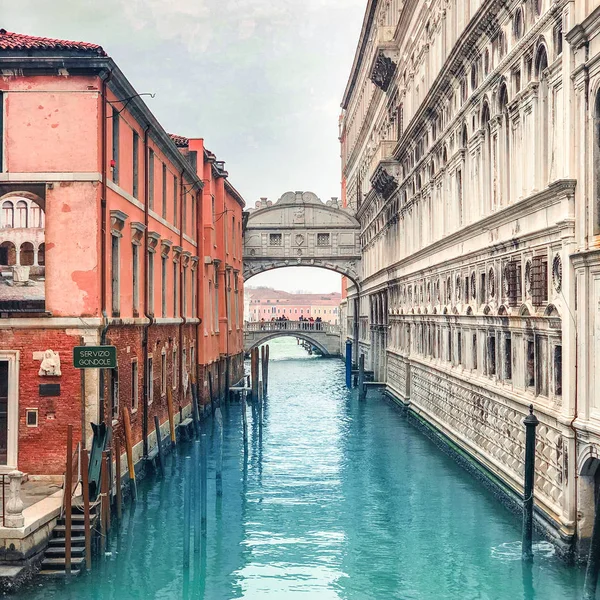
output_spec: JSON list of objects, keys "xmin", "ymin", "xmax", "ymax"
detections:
[{"xmin": 244, "ymin": 321, "xmax": 341, "ymax": 356}]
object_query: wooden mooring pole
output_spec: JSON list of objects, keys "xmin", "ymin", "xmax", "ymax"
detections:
[
  {"xmin": 345, "ymin": 340, "xmax": 352, "ymax": 388},
  {"xmin": 81, "ymin": 448, "xmax": 92, "ymax": 571},
  {"xmin": 215, "ymin": 407, "xmax": 223, "ymax": 497},
  {"xmin": 115, "ymin": 436, "xmax": 122, "ymax": 521},
  {"xmin": 522, "ymin": 405, "xmax": 539, "ymax": 562},
  {"xmin": 265, "ymin": 344, "xmax": 270, "ymax": 395},
  {"xmin": 251, "ymin": 348, "xmax": 259, "ymax": 403},
  {"xmin": 121, "ymin": 405, "xmax": 137, "ymax": 501},
  {"xmin": 208, "ymin": 371, "xmax": 215, "ymax": 415},
  {"xmin": 65, "ymin": 424, "xmax": 73, "ymax": 578},
  {"xmin": 191, "ymin": 378, "xmax": 201, "ymax": 437},
  {"xmin": 167, "ymin": 388, "xmax": 176, "ymax": 446},
  {"xmin": 242, "ymin": 390, "xmax": 248, "ymax": 449},
  {"xmin": 261, "ymin": 346, "xmax": 266, "ymax": 397},
  {"xmin": 99, "ymin": 450, "xmax": 108, "ymax": 554}
]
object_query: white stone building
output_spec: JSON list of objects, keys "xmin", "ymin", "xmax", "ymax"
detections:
[{"xmin": 340, "ymin": 0, "xmax": 600, "ymax": 556}]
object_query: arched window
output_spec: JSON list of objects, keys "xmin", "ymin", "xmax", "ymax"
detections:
[
  {"xmin": 484, "ymin": 49, "xmax": 490, "ymax": 76},
  {"xmin": 534, "ymin": 0, "xmax": 542, "ymax": 16},
  {"xmin": 0, "ymin": 242, "xmax": 16, "ymax": 266},
  {"xmin": 38, "ymin": 243, "xmax": 45, "ymax": 266},
  {"xmin": 15, "ymin": 200, "xmax": 28, "ymax": 228},
  {"xmin": 30, "ymin": 204, "xmax": 44, "ymax": 228},
  {"xmin": 471, "ymin": 63, "xmax": 479, "ymax": 91},
  {"xmin": 498, "ymin": 84, "xmax": 511, "ymax": 205},
  {"xmin": 513, "ymin": 9, "xmax": 523, "ymax": 40},
  {"xmin": 461, "ymin": 78, "xmax": 467, "ymax": 104},
  {"xmin": 416, "ymin": 174, "xmax": 422, "ymax": 192},
  {"xmin": 498, "ymin": 30, "xmax": 506, "ymax": 59},
  {"xmin": 461, "ymin": 124, "xmax": 468, "ymax": 148},
  {"xmin": 481, "ymin": 101, "xmax": 492, "ymax": 213},
  {"xmin": 1, "ymin": 201, "xmax": 14, "ymax": 229}
]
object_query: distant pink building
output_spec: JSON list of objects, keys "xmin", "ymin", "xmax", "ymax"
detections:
[{"xmin": 246, "ymin": 287, "xmax": 341, "ymax": 323}]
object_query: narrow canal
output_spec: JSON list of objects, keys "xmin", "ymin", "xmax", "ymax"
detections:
[{"xmin": 18, "ymin": 339, "xmax": 585, "ymax": 599}]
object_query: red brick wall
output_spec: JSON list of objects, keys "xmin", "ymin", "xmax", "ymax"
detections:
[{"xmin": 0, "ymin": 328, "xmax": 82, "ymax": 474}]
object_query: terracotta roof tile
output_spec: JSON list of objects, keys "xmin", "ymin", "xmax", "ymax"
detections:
[
  {"xmin": 169, "ymin": 133, "xmax": 189, "ymax": 148},
  {"xmin": 0, "ymin": 29, "xmax": 106, "ymax": 55}
]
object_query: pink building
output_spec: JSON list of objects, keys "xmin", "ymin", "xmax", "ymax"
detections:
[
  {"xmin": 247, "ymin": 287, "xmax": 341, "ymax": 323},
  {"xmin": 0, "ymin": 30, "xmax": 245, "ymax": 476}
]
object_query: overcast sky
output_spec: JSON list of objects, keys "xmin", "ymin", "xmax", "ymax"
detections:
[{"xmin": 2, "ymin": 0, "xmax": 363, "ymax": 292}]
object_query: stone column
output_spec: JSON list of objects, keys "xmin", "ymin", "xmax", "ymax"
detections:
[
  {"xmin": 5, "ymin": 471, "xmax": 24, "ymax": 528},
  {"xmin": 33, "ymin": 244, "xmax": 39, "ymax": 267}
]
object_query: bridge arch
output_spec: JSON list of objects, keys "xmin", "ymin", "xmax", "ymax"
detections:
[
  {"xmin": 245, "ymin": 331, "xmax": 330, "ymax": 355},
  {"xmin": 243, "ymin": 191, "xmax": 361, "ymax": 285}
]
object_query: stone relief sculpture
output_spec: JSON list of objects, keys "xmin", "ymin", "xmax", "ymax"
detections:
[{"xmin": 38, "ymin": 349, "xmax": 61, "ymax": 376}]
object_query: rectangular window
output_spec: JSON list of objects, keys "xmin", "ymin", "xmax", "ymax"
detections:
[
  {"xmin": 192, "ymin": 196, "xmax": 196, "ymax": 238},
  {"xmin": 161, "ymin": 352, "xmax": 166, "ymax": 396},
  {"xmin": 173, "ymin": 348, "xmax": 178, "ymax": 390},
  {"xmin": 182, "ymin": 192, "xmax": 187, "ymax": 235},
  {"xmin": 192, "ymin": 270, "xmax": 197, "ymax": 318},
  {"xmin": 480, "ymin": 273, "xmax": 486, "ymax": 305},
  {"xmin": 132, "ymin": 243, "xmax": 139, "ymax": 315},
  {"xmin": 472, "ymin": 332, "xmax": 478, "ymax": 370},
  {"xmin": 112, "ymin": 107, "xmax": 120, "ymax": 184},
  {"xmin": 457, "ymin": 331, "xmax": 462, "ymax": 366},
  {"xmin": 148, "ymin": 251, "xmax": 155, "ymax": 314},
  {"xmin": 536, "ymin": 336, "xmax": 548, "ymax": 396},
  {"xmin": 162, "ymin": 163, "xmax": 167, "ymax": 219},
  {"xmin": 447, "ymin": 329, "xmax": 452, "ymax": 363},
  {"xmin": 131, "ymin": 359, "xmax": 138, "ymax": 412},
  {"xmin": 526, "ymin": 340, "xmax": 535, "ymax": 388},
  {"xmin": 110, "ymin": 368, "xmax": 119, "ymax": 420},
  {"xmin": 183, "ymin": 267, "xmax": 188, "ymax": 317},
  {"xmin": 532, "ymin": 256, "xmax": 548, "ymax": 306},
  {"xmin": 317, "ymin": 233, "xmax": 330, "ymax": 246},
  {"xmin": 111, "ymin": 234, "xmax": 120, "ymax": 316},
  {"xmin": 487, "ymin": 334, "xmax": 496, "ymax": 376},
  {"xmin": 173, "ymin": 175, "xmax": 178, "ymax": 227},
  {"xmin": 457, "ymin": 169, "xmax": 463, "ymax": 227},
  {"xmin": 161, "ymin": 255, "xmax": 167, "ymax": 318},
  {"xmin": 148, "ymin": 149, "xmax": 155, "ymax": 210},
  {"xmin": 504, "ymin": 335, "xmax": 512, "ymax": 380},
  {"xmin": 214, "ymin": 278, "xmax": 219, "ymax": 332},
  {"xmin": 132, "ymin": 131, "xmax": 139, "ymax": 199},
  {"xmin": 554, "ymin": 345, "xmax": 562, "ymax": 396},
  {"xmin": 173, "ymin": 261, "xmax": 178, "ymax": 317},
  {"xmin": 147, "ymin": 357, "xmax": 154, "ymax": 405},
  {"xmin": 269, "ymin": 233, "xmax": 282, "ymax": 246}
]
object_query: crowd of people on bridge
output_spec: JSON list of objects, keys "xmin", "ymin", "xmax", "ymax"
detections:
[{"xmin": 258, "ymin": 315, "xmax": 323, "ymax": 331}]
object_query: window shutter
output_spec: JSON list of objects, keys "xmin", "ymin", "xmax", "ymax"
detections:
[{"xmin": 532, "ymin": 256, "xmax": 548, "ymax": 306}]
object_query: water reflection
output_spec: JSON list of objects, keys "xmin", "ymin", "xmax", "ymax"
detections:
[{"xmin": 15, "ymin": 338, "xmax": 586, "ymax": 599}]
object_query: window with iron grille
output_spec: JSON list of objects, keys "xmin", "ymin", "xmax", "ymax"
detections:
[
  {"xmin": 269, "ymin": 233, "xmax": 282, "ymax": 246},
  {"xmin": 531, "ymin": 256, "xmax": 548, "ymax": 306},
  {"xmin": 506, "ymin": 261, "xmax": 519, "ymax": 306},
  {"xmin": 317, "ymin": 233, "xmax": 330, "ymax": 247}
]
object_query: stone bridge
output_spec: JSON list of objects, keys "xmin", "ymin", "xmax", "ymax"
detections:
[
  {"xmin": 243, "ymin": 191, "xmax": 362, "ymax": 287},
  {"xmin": 244, "ymin": 321, "xmax": 342, "ymax": 356}
]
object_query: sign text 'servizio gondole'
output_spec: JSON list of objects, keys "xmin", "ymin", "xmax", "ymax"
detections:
[{"xmin": 73, "ymin": 346, "xmax": 117, "ymax": 369}]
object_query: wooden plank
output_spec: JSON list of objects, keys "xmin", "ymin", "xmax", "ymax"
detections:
[
  {"xmin": 121, "ymin": 404, "xmax": 137, "ymax": 500},
  {"xmin": 115, "ymin": 436, "xmax": 122, "ymax": 521}
]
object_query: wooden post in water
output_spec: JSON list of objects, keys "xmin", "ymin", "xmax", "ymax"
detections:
[
  {"xmin": 121, "ymin": 405, "xmax": 137, "ymax": 500},
  {"xmin": 183, "ymin": 456, "xmax": 191, "ymax": 568},
  {"xmin": 65, "ymin": 425, "xmax": 73, "ymax": 577},
  {"xmin": 358, "ymin": 354, "xmax": 366, "ymax": 401},
  {"xmin": 242, "ymin": 390, "xmax": 248, "ymax": 449},
  {"xmin": 208, "ymin": 371, "xmax": 214, "ymax": 415},
  {"xmin": 265, "ymin": 344, "xmax": 270, "ymax": 395},
  {"xmin": 115, "ymin": 436, "xmax": 122, "ymax": 521},
  {"xmin": 260, "ymin": 346, "xmax": 266, "ymax": 397},
  {"xmin": 345, "ymin": 340, "xmax": 352, "ymax": 388},
  {"xmin": 167, "ymin": 388, "xmax": 176, "ymax": 446},
  {"xmin": 154, "ymin": 415, "xmax": 164, "ymax": 475},
  {"xmin": 99, "ymin": 450, "xmax": 108, "ymax": 554},
  {"xmin": 81, "ymin": 448, "xmax": 92, "ymax": 571},
  {"xmin": 193, "ymin": 440, "xmax": 201, "ymax": 554},
  {"xmin": 251, "ymin": 348, "xmax": 259, "ymax": 403},
  {"xmin": 191, "ymin": 378, "xmax": 201, "ymax": 437},
  {"xmin": 103, "ymin": 450, "xmax": 111, "ymax": 534},
  {"xmin": 522, "ymin": 404, "xmax": 539, "ymax": 562},
  {"xmin": 201, "ymin": 434, "xmax": 208, "ymax": 534},
  {"xmin": 215, "ymin": 407, "xmax": 223, "ymax": 497}
]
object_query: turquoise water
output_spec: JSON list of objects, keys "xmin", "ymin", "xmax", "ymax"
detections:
[{"xmin": 18, "ymin": 338, "xmax": 585, "ymax": 599}]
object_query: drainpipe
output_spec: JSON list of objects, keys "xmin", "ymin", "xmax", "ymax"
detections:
[
  {"xmin": 99, "ymin": 69, "xmax": 113, "ymax": 425},
  {"xmin": 179, "ymin": 171, "xmax": 186, "ymax": 410},
  {"xmin": 195, "ymin": 188, "xmax": 202, "ymax": 394},
  {"xmin": 142, "ymin": 125, "xmax": 153, "ymax": 458}
]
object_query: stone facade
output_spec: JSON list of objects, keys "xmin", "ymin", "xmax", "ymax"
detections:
[{"xmin": 340, "ymin": 0, "xmax": 600, "ymax": 555}]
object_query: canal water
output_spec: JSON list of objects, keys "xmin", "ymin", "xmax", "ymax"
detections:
[{"xmin": 18, "ymin": 338, "xmax": 586, "ymax": 599}]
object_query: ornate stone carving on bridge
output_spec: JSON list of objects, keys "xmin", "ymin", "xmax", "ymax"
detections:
[{"xmin": 243, "ymin": 191, "xmax": 362, "ymax": 286}]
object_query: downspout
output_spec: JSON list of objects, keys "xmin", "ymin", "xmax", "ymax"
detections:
[
  {"xmin": 99, "ymin": 69, "xmax": 113, "ymax": 425},
  {"xmin": 179, "ymin": 171, "xmax": 186, "ymax": 411},
  {"xmin": 195, "ymin": 188, "xmax": 202, "ymax": 398},
  {"xmin": 142, "ymin": 125, "xmax": 153, "ymax": 458}
]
